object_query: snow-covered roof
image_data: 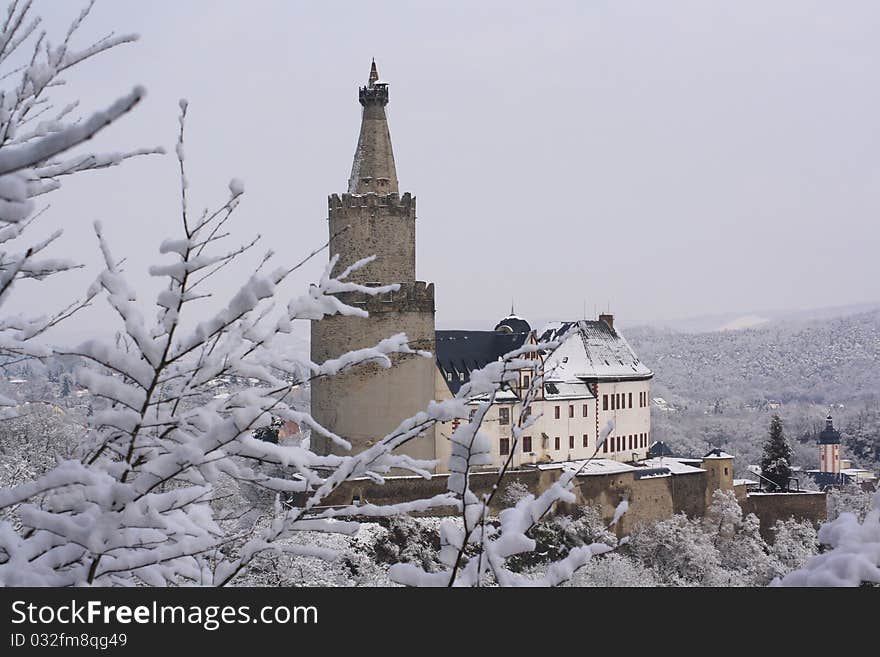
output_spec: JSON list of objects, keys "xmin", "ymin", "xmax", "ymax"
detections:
[
  {"xmin": 641, "ymin": 457, "xmax": 705, "ymax": 475},
  {"xmin": 538, "ymin": 320, "xmax": 652, "ymax": 381},
  {"xmin": 543, "ymin": 380, "xmax": 595, "ymax": 400},
  {"xmin": 537, "ymin": 458, "xmax": 636, "ymax": 476},
  {"xmin": 841, "ymin": 468, "xmax": 877, "ymax": 479},
  {"xmin": 734, "ymin": 478, "xmax": 758, "ymax": 486},
  {"xmin": 747, "ymin": 491, "xmax": 825, "ymax": 497},
  {"xmin": 468, "ymin": 389, "xmax": 519, "ymax": 403},
  {"xmin": 537, "ymin": 457, "xmax": 704, "ymax": 478}
]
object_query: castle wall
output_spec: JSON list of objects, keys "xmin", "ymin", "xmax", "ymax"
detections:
[
  {"xmin": 564, "ymin": 470, "xmax": 708, "ymax": 537},
  {"xmin": 315, "ymin": 470, "xmax": 826, "ymax": 546},
  {"xmin": 433, "ymin": 369, "xmax": 455, "ymax": 474},
  {"xmin": 310, "ymin": 280, "xmax": 436, "ymax": 462},
  {"xmin": 741, "ymin": 492, "xmax": 827, "ymax": 541},
  {"xmin": 701, "ymin": 456, "xmax": 734, "ymax": 508},
  {"xmin": 320, "ymin": 467, "xmax": 711, "ymax": 538}
]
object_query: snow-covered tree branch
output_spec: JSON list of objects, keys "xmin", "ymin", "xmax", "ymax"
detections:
[{"xmin": 0, "ymin": 0, "xmax": 158, "ymax": 421}]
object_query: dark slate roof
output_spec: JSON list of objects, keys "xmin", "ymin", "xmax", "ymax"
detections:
[
  {"xmin": 435, "ymin": 327, "xmax": 529, "ymax": 394},
  {"xmin": 494, "ymin": 315, "xmax": 532, "ymax": 336},
  {"xmin": 634, "ymin": 467, "xmax": 671, "ymax": 480},
  {"xmin": 648, "ymin": 441, "xmax": 675, "ymax": 458},
  {"xmin": 818, "ymin": 416, "xmax": 841, "ymax": 445}
]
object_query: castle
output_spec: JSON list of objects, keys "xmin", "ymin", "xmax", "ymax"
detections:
[
  {"xmin": 310, "ymin": 63, "xmax": 828, "ymax": 536},
  {"xmin": 311, "ymin": 62, "xmax": 654, "ymax": 473}
]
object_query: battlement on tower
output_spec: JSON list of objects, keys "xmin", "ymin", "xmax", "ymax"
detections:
[
  {"xmin": 329, "ymin": 192, "xmax": 415, "ymax": 213},
  {"xmin": 359, "ymin": 82, "xmax": 389, "ymax": 106},
  {"xmin": 339, "ymin": 280, "xmax": 434, "ymax": 314}
]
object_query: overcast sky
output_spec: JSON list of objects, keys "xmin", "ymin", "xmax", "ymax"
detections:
[{"xmin": 16, "ymin": 0, "xmax": 880, "ymax": 342}]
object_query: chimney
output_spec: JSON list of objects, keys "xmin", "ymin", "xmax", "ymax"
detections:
[{"xmin": 599, "ymin": 313, "xmax": 614, "ymax": 330}]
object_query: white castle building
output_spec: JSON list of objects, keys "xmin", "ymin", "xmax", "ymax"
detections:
[{"xmin": 433, "ymin": 313, "xmax": 653, "ymax": 472}]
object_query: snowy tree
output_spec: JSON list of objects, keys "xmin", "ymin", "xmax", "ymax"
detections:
[
  {"xmin": 0, "ymin": 97, "xmax": 613, "ymax": 586},
  {"xmin": 626, "ymin": 513, "xmax": 722, "ymax": 586},
  {"xmin": 0, "ymin": 1, "xmax": 157, "ymax": 421},
  {"xmin": 387, "ymin": 368, "xmax": 627, "ymax": 586},
  {"xmin": 702, "ymin": 489, "xmax": 775, "ymax": 586},
  {"xmin": 760, "ymin": 414, "xmax": 793, "ymax": 491},
  {"xmin": 774, "ymin": 488, "xmax": 880, "ymax": 587},
  {"xmin": 567, "ymin": 552, "xmax": 659, "ymax": 587},
  {"xmin": 769, "ymin": 517, "xmax": 818, "ymax": 573},
  {"xmin": 827, "ymin": 484, "xmax": 875, "ymax": 523}
]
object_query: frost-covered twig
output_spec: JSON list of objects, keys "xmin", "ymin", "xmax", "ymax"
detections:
[{"xmin": 0, "ymin": 0, "xmax": 152, "ymax": 378}]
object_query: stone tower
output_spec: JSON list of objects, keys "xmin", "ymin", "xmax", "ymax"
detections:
[{"xmin": 310, "ymin": 61, "xmax": 437, "ymax": 462}]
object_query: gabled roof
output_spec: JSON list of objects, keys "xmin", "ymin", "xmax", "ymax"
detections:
[{"xmin": 538, "ymin": 320, "xmax": 652, "ymax": 381}]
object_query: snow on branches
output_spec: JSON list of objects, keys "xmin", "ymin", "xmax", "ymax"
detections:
[
  {"xmin": 0, "ymin": 100, "xmax": 480, "ymax": 586},
  {"xmin": 773, "ymin": 488, "xmax": 880, "ymax": 587},
  {"xmin": 0, "ymin": 2, "xmax": 630, "ymax": 588},
  {"xmin": 388, "ymin": 335, "xmax": 629, "ymax": 587},
  {"xmin": 0, "ymin": 0, "xmax": 159, "ymax": 413}
]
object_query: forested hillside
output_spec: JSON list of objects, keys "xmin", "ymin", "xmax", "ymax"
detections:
[
  {"xmin": 625, "ymin": 311, "xmax": 880, "ymax": 475},
  {"xmin": 626, "ymin": 310, "xmax": 880, "ymax": 407}
]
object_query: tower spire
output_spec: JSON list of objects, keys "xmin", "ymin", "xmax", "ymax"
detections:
[{"xmin": 348, "ymin": 59, "xmax": 398, "ymax": 195}]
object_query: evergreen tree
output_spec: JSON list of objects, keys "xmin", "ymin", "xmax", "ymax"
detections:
[
  {"xmin": 59, "ymin": 375, "xmax": 72, "ymax": 398},
  {"xmin": 760, "ymin": 414, "xmax": 793, "ymax": 491}
]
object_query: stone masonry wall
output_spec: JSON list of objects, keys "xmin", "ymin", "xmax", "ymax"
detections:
[
  {"xmin": 327, "ymin": 193, "xmax": 416, "ymax": 284},
  {"xmin": 310, "ymin": 302, "xmax": 436, "ymax": 462},
  {"xmin": 321, "ymin": 468, "xmax": 711, "ymax": 539},
  {"xmin": 741, "ymin": 492, "xmax": 827, "ymax": 541}
]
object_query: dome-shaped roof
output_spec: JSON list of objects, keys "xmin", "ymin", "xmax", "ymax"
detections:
[
  {"xmin": 818, "ymin": 415, "xmax": 841, "ymax": 445},
  {"xmin": 494, "ymin": 315, "xmax": 531, "ymax": 337}
]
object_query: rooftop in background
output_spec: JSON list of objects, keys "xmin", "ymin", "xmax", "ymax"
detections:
[{"xmin": 817, "ymin": 415, "xmax": 842, "ymax": 445}]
